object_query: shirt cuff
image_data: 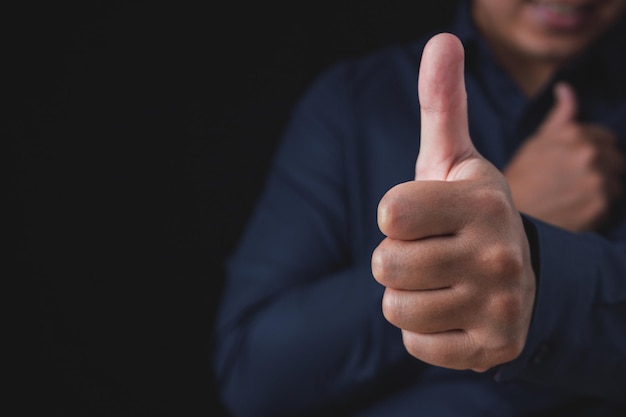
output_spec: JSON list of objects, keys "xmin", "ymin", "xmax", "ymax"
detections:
[{"xmin": 494, "ymin": 215, "xmax": 595, "ymax": 384}]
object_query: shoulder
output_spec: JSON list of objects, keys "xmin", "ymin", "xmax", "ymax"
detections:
[
  {"xmin": 308, "ymin": 38, "xmax": 428, "ymax": 94},
  {"xmin": 290, "ymin": 36, "xmax": 433, "ymax": 126}
]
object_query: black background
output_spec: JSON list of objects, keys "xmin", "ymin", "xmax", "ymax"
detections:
[{"xmin": 12, "ymin": 1, "xmax": 457, "ymax": 415}]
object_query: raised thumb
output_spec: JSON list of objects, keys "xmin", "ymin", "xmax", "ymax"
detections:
[
  {"xmin": 416, "ymin": 33, "xmax": 474, "ymax": 181},
  {"xmin": 541, "ymin": 82, "xmax": 578, "ymax": 130}
]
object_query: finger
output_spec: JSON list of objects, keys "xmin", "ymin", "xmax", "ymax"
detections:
[
  {"xmin": 377, "ymin": 180, "xmax": 476, "ymax": 240},
  {"xmin": 541, "ymin": 82, "xmax": 578, "ymax": 130},
  {"xmin": 586, "ymin": 125, "xmax": 625, "ymax": 175},
  {"xmin": 401, "ymin": 329, "xmax": 481, "ymax": 370},
  {"xmin": 402, "ymin": 325, "xmax": 525, "ymax": 371},
  {"xmin": 597, "ymin": 144, "xmax": 626, "ymax": 177},
  {"xmin": 372, "ymin": 235, "xmax": 470, "ymax": 290},
  {"xmin": 416, "ymin": 33, "xmax": 475, "ymax": 180},
  {"xmin": 382, "ymin": 287, "xmax": 477, "ymax": 334},
  {"xmin": 585, "ymin": 124, "xmax": 618, "ymax": 146}
]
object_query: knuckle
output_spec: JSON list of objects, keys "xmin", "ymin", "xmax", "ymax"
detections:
[
  {"xmin": 586, "ymin": 171, "xmax": 604, "ymax": 192},
  {"xmin": 479, "ymin": 243, "xmax": 524, "ymax": 280},
  {"xmin": 371, "ymin": 243, "xmax": 393, "ymax": 284},
  {"xmin": 492, "ymin": 334, "xmax": 525, "ymax": 364},
  {"xmin": 578, "ymin": 175, "xmax": 606, "ymax": 211},
  {"xmin": 468, "ymin": 346, "xmax": 490, "ymax": 370},
  {"xmin": 461, "ymin": 331, "xmax": 489, "ymax": 369},
  {"xmin": 583, "ymin": 192, "xmax": 608, "ymax": 222},
  {"xmin": 371, "ymin": 239, "xmax": 398, "ymax": 286},
  {"xmin": 381, "ymin": 290, "xmax": 404, "ymax": 326},
  {"xmin": 480, "ymin": 297, "xmax": 528, "ymax": 364},
  {"xmin": 473, "ymin": 186, "xmax": 510, "ymax": 219},
  {"xmin": 401, "ymin": 331, "xmax": 424, "ymax": 360},
  {"xmin": 377, "ymin": 189, "xmax": 406, "ymax": 236},
  {"xmin": 488, "ymin": 292, "xmax": 524, "ymax": 326},
  {"xmin": 445, "ymin": 333, "xmax": 487, "ymax": 370},
  {"xmin": 470, "ymin": 328, "xmax": 523, "ymax": 369},
  {"xmin": 576, "ymin": 142, "xmax": 597, "ymax": 165},
  {"xmin": 590, "ymin": 125, "xmax": 617, "ymax": 144}
]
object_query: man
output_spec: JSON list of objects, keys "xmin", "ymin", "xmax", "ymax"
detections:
[{"xmin": 213, "ymin": 1, "xmax": 626, "ymax": 415}]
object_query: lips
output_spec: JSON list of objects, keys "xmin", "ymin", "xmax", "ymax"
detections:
[{"xmin": 529, "ymin": 0, "xmax": 596, "ymax": 30}]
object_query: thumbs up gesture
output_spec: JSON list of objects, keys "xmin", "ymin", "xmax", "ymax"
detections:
[
  {"xmin": 504, "ymin": 83, "xmax": 624, "ymax": 232},
  {"xmin": 372, "ymin": 34, "xmax": 536, "ymax": 371}
]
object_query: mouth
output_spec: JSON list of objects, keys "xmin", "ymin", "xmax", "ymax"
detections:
[{"xmin": 528, "ymin": 1, "xmax": 597, "ymax": 30}]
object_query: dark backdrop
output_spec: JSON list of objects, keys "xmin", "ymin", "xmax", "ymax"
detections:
[{"xmin": 12, "ymin": 1, "xmax": 456, "ymax": 415}]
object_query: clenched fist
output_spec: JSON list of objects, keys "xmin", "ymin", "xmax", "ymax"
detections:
[
  {"xmin": 504, "ymin": 82, "xmax": 625, "ymax": 232},
  {"xmin": 372, "ymin": 33, "xmax": 536, "ymax": 372}
]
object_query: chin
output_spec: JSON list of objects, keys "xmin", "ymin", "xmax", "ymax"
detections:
[{"xmin": 516, "ymin": 32, "xmax": 597, "ymax": 63}]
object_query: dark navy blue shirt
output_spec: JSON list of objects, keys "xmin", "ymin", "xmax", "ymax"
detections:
[{"xmin": 214, "ymin": 3, "xmax": 626, "ymax": 416}]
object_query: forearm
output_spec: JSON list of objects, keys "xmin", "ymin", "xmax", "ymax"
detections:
[{"xmin": 213, "ymin": 264, "xmax": 411, "ymax": 417}]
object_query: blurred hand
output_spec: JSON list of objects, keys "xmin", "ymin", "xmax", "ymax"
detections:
[
  {"xmin": 372, "ymin": 33, "xmax": 536, "ymax": 372},
  {"xmin": 504, "ymin": 83, "xmax": 624, "ymax": 232}
]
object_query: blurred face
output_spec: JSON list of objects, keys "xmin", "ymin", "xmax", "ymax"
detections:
[{"xmin": 472, "ymin": 0, "xmax": 626, "ymax": 64}]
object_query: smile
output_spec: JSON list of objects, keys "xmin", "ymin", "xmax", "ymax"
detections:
[
  {"xmin": 530, "ymin": 1, "xmax": 595, "ymax": 15},
  {"xmin": 529, "ymin": 0, "xmax": 597, "ymax": 30}
]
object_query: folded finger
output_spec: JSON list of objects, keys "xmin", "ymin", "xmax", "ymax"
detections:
[
  {"xmin": 382, "ymin": 286, "xmax": 477, "ymax": 334},
  {"xmin": 372, "ymin": 235, "xmax": 472, "ymax": 290}
]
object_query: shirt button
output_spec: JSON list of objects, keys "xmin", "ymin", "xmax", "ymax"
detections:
[{"xmin": 530, "ymin": 344, "xmax": 549, "ymax": 365}]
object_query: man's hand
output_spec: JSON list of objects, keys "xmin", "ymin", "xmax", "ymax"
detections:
[
  {"xmin": 372, "ymin": 33, "xmax": 536, "ymax": 372},
  {"xmin": 504, "ymin": 82, "xmax": 624, "ymax": 232}
]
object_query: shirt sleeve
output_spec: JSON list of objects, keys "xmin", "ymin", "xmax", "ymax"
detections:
[
  {"xmin": 212, "ymin": 64, "xmax": 417, "ymax": 417},
  {"xmin": 496, "ymin": 214, "xmax": 626, "ymax": 403}
]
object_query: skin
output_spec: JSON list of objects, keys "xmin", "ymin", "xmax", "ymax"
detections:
[
  {"xmin": 472, "ymin": 0, "xmax": 626, "ymax": 96},
  {"xmin": 473, "ymin": 0, "xmax": 626, "ymax": 232},
  {"xmin": 505, "ymin": 82, "xmax": 624, "ymax": 231},
  {"xmin": 373, "ymin": 34, "xmax": 535, "ymax": 370},
  {"xmin": 372, "ymin": 1, "xmax": 626, "ymax": 370}
]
